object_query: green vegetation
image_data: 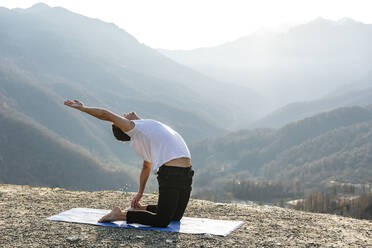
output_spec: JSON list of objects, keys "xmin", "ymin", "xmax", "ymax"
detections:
[
  {"xmin": 295, "ymin": 185, "xmax": 372, "ymax": 220},
  {"xmin": 192, "ymin": 106, "xmax": 372, "ymax": 199}
]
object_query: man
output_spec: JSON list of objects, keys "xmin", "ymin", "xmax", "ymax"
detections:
[{"xmin": 64, "ymin": 99, "xmax": 194, "ymax": 227}]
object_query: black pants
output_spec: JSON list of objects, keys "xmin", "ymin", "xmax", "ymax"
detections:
[{"xmin": 126, "ymin": 165, "xmax": 194, "ymax": 227}]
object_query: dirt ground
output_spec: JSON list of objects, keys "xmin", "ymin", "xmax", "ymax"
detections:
[{"xmin": 0, "ymin": 184, "xmax": 371, "ymax": 247}]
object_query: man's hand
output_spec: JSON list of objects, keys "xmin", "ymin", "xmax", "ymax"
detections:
[
  {"xmin": 131, "ymin": 192, "xmax": 143, "ymax": 208},
  {"xmin": 64, "ymin": 99, "xmax": 84, "ymax": 111}
]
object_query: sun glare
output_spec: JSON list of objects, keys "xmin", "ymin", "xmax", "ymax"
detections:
[{"xmin": 1, "ymin": 0, "xmax": 372, "ymax": 49}]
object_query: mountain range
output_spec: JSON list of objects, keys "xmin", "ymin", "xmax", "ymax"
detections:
[
  {"xmin": 1, "ymin": 3, "xmax": 371, "ymax": 193},
  {"xmin": 0, "ymin": 104, "xmax": 136, "ymax": 190},
  {"xmin": 250, "ymin": 79, "xmax": 372, "ymax": 128},
  {"xmin": 0, "ymin": 3, "xmax": 261, "ymax": 134},
  {"xmin": 160, "ymin": 18, "xmax": 372, "ymax": 117},
  {"xmin": 191, "ymin": 106, "xmax": 372, "ymax": 192},
  {"xmin": 0, "ymin": 3, "xmax": 264, "ymax": 190}
]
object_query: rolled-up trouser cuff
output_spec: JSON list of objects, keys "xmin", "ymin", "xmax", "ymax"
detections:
[{"xmin": 146, "ymin": 205, "xmax": 157, "ymax": 213}]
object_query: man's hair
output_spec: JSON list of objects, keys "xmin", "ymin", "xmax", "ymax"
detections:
[{"xmin": 112, "ymin": 124, "xmax": 131, "ymax": 142}]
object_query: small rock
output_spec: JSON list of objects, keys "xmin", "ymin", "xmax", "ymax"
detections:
[
  {"xmin": 67, "ymin": 235, "xmax": 80, "ymax": 242},
  {"xmin": 305, "ymin": 242, "xmax": 319, "ymax": 247},
  {"xmin": 203, "ymin": 233, "xmax": 213, "ymax": 239},
  {"xmin": 136, "ymin": 235, "xmax": 144, "ymax": 239},
  {"xmin": 166, "ymin": 239, "xmax": 173, "ymax": 243}
]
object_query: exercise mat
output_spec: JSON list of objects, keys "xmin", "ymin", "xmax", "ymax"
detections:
[{"xmin": 47, "ymin": 208, "xmax": 244, "ymax": 236}]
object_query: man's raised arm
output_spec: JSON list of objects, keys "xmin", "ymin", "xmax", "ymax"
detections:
[{"xmin": 64, "ymin": 99, "xmax": 134, "ymax": 132}]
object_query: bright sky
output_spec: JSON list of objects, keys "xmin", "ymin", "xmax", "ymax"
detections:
[{"xmin": 1, "ymin": 0, "xmax": 372, "ymax": 50}]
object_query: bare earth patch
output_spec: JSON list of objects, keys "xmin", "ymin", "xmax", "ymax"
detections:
[{"xmin": 0, "ymin": 184, "xmax": 371, "ymax": 247}]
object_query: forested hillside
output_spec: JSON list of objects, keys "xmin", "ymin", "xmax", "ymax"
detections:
[
  {"xmin": 191, "ymin": 106, "xmax": 372, "ymax": 194},
  {"xmin": 0, "ymin": 105, "xmax": 136, "ymax": 191}
]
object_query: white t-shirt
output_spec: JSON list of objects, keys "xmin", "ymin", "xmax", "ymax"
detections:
[{"xmin": 125, "ymin": 119, "xmax": 191, "ymax": 173}]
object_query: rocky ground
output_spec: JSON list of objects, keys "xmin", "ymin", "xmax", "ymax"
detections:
[{"xmin": 0, "ymin": 184, "xmax": 371, "ymax": 247}]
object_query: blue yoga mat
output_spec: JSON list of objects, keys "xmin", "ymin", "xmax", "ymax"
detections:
[{"xmin": 46, "ymin": 208, "xmax": 244, "ymax": 236}]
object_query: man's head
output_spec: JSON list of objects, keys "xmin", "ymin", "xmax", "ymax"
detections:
[
  {"xmin": 111, "ymin": 112, "xmax": 140, "ymax": 142},
  {"xmin": 112, "ymin": 124, "xmax": 131, "ymax": 142}
]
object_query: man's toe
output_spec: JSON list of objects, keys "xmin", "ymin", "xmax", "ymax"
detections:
[{"xmin": 98, "ymin": 215, "xmax": 109, "ymax": 222}]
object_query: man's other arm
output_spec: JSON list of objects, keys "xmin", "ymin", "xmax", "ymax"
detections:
[{"xmin": 131, "ymin": 161, "xmax": 152, "ymax": 208}]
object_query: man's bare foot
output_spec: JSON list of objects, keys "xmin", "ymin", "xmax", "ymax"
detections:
[{"xmin": 98, "ymin": 206, "xmax": 126, "ymax": 223}]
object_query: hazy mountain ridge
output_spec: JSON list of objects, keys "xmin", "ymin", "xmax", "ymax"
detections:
[
  {"xmin": 191, "ymin": 106, "xmax": 372, "ymax": 190},
  {"xmin": 160, "ymin": 17, "xmax": 372, "ymax": 115},
  {"xmin": 251, "ymin": 81, "xmax": 372, "ymax": 128},
  {"xmin": 0, "ymin": 104, "xmax": 137, "ymax": 191},
  {"xmin": 0, "ymin": 3, "xmax": 261, "ymax": 130},
  {"xmin": 0, "ymin": 3, "xmax": 252, "ymax": 173},
  {"xmin": 0, "ymin": 59, "xmax": 127, "ymax": 163}
]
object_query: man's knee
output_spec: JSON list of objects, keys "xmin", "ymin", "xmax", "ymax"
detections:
[
  {"xmin": 154, "ymin": 216, "xmax": 172, "ymax": 227},
  {"xmin": 172, "ymin": 216, "xmax": 181, "ymax": 222}
]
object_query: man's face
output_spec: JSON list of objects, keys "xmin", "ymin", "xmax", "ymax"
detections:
[{"xmin": 124, "ymin": 112, "xmax": 140, "ymax": 120}]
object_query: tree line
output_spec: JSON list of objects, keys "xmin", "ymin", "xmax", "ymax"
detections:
[
  {"xmin": 194, "ymin": 179, "xmax": 304, "ymax": 203},
  {"xmin": 294, "ymin": 184, "xmax": 372, "ymax": 220},
  {"xmin": 194, "ymin": 179, "xmax": 372, "ymax": 220}
]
